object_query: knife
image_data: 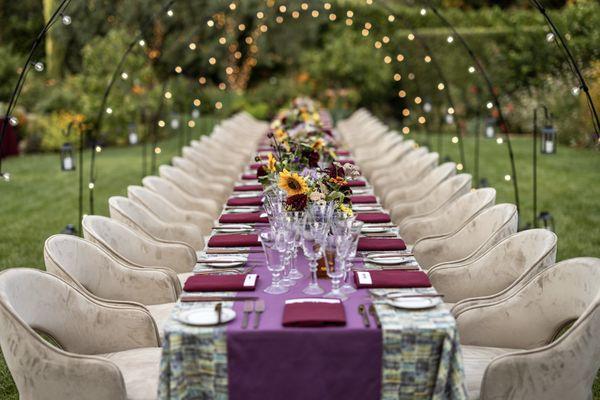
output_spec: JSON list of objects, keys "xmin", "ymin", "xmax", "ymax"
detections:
[
  {"xmin": 368, "ymin": 304, "xmax": 382, "ymax": 329},
  {"xmin": 358, "ymin": 304, "xmax": 370, "ymax": 328}
]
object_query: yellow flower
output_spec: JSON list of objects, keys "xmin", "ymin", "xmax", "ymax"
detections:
[
  {"xmin": 267, "ymin": 153, "xmax": 277, "ymax": 172},
  {"xmin": 312, "ymin": 138, "xmax": 326, "ymax": 150},
  {"xmin": 278, "ymin": 169, "xmax": 308, "ymax": 196},
  {"xmin": 312, "ymin": 112, "xmax": 320, "ymax": 122},
  {"xmin": 274, "ymin": 128, "xmax": 288, "ymax": 142},
  {"xmin": 340, "ymin": 204, "xmax": 354, "ymax": 217}
]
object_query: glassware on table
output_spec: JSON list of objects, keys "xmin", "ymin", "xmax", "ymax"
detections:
[
  {"xmin": 330, "ymin": 211, "xmax": 355, "ymax": 237},
  {"xmin": 286, "ymin": 211, "xmax": 306, "ymax": 280},
  {"xmin": 301, "ymin": 222, "xmax": 325, "ymax": 295},
  {"xmin": 339, "ymin": 220, "xmax": 363, "ymax": 294},
  {"xmin": 260, "ymin": 230, "xmax": 288, "ymax": 294},
  {"xmin": 274, "ymin": 225, "xmax": 295, "ymax": 287},
  {"xmin": 323, "ymin": 235, "xmax": 348, "ymax": 301}
]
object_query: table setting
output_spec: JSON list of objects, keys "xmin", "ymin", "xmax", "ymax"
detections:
[{"xmin": 158, "ymin": 102, "xmax": 466, "ymax": 400}]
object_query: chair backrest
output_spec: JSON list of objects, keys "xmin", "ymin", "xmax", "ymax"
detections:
[
  {"xmin": 142, "ymin": 176, "xmax": 211, "ymax": 214},
  {"xmin": 172, "ymin": 156, "xmax": 201, "ymax": 177},
  {"xmin": 44, "ymin": 234, "xmax": 180, "ymax": 303},
  {"xmin": 429, "ymin": 229, "xmax": 557, "ymax": 303},
  {"xmin": 400, "ymin": 188, "xmax": 496, "ymax": 243},
  {"xmin": 82, "ymin": 215, "xmax": 196, "ymax": 273}
]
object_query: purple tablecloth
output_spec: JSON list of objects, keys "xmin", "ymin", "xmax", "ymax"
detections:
[{"xmin": 226, "ymin": 253, "xmax": 383, "ymax": 400}]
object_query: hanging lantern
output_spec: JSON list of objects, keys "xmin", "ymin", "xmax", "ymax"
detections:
[
  {"xmin": 61, "ymin": 224, "xmax": 77, "ymax": 235},
  {"xmin": 191, "ymin": 109, "xmax": 200, "ymax": 119},
  {"xmin": 485, "ymin": 117, "xmax": 496, "ymax": 139},
  {"xmin": 541, "ymin": 123, "xmax": 557, "ymax": 154},
  {"xmin": 60, "ymin": 143, "xmax": 75, "ymax": 171},
  {"xmin": 422, "ymin": 101, "xmax": 432, "ymax": 114},
  {"xmin": 128, "ymin": 123, "xmax": 138, "ymax": 145},
  {"xmin": 478, "ymin": 178, "xmax": 489, "ymax": 188},
  {"xmin": 445, "ymin": 113, "xmax": 454, "ymax": 125},
  {"xmin": 537, "ymin": 211, "xmax": 555, "ymax": 231},
  {"xmin": 170, "ymin": 116, "xmax": 180, "ymax": 130}
]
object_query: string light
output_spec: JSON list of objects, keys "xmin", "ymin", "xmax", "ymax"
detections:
[
  {"xmin": 402, "ymin": 109, "xmax": 410, "ymax": 117},
  {"xmin": 361, "ymin": 29, "xmax": 369, "ymax": 36},
  {"xmin": 374, "ymin": 41, "xmax": 382, "ymax": 49},
  {"xmin": 61, "ymin": 15, "xmax": 72, "ymax": 25},
  {"xmin": 276, "ymin": 16, "xmax": 284, "ymax": 23},
  {"xmin": 189, "ymin": 42, "xmax": 196, "ymax": 50},
  {"xmin": 414, "ymin": 97, "xmax": 422, "ymax": 104},
  {"xmin": 121, "ymin": 72, "xmax": 128, "ymax": 80},
  {"xmin": 166, "ymin": 9, "xmax": 174, "ymax": 17},
  {"xmin": 188, "ymin": 120, "xmax": 196, "ymax": 128},
  {"xmin": 198, "ymin": 76, "xmax": 207, "ymax": 84},
  {"xmin": 329, "ymin": 13, "xmax": 336, "ymax": 21},
  {"xmin": 193, "ymin": 99, "xmax": 201, "ymax": 106},
  {"xmin": 256, "ymin": 11, "xmax": 264, "ymax": 19},
  {"xmin": 420, "ymin": 8, "xmax": 427, "ymax": 16},
  {"xmin": 393, "ymin": 73, "xmax": 401, "ymax": 81},
  {"xmin": 154, "ymin": 147, "xmax": 162, "ymax": 154},
  {"xmin": 229, "ymin": 2, "xmax": 236, "ymax": 11},
  {"xmin": 292, "ymin": 11, "xmax": 300, "ymax": 18},
  {"xmin": 456, "ymin": 163, "xmax": 464, "ymax": 171},
  {"xmin": 407, "ymin": 33, "xmax": 415, "ymax": 41},
  {"xmin": 387, "ymin": 15, "xmax": 395, "ymax": 22},
  {"xmin": 311, "ymin": 10, "xmax": 319, "ymax": 18},
  {"xmin": 504, "ymin": 174, "xmax": 511, "ymax": 181},
  {"xmin": 279, "ymin": 5, "xmax": 287, "ymax": 12},
  {"xmin": 95, "ymin": 145, "xmax": 102, "ymax": 153},
  {"xmin": 486, "ymin": 101, "xmax": 494, "ymax": 109},
  {"xmin": 106, "ymin": 107, "xmax": 113, "ymax": 114},
  {"xmin": 408, "ymin": 73, "xmax": 415, "ymax": 80},
  {"xmin": 383, "ymin": 56, "xmax": 392, "ymax": 64},
  {"xmin": 424, "ymin": 55, "xmax": 431, "ymax": 63},
  {"xmin": 209, "ymin": 57, "xmax": 217, "ymax": 65},
  {"xmin": 546, "ymin": 32, "xmax": 555, "ymax": 42},
  {"xmin": 571, "ymin": 86, "xmax": 580, "ymax": 96},
  {"xmin": 8, "ymin": 116, "xmax": 18, "ymax": 126},
  {"xmin": 402, "ymin": 127, "xmax": 410, "ymax": 134},
  {"xmin": 33, "ymin": 62, "xmax": 44, "ymax": 72},
  {"xmin": 398, "ymin": 90, "xmax": 406, "ymax": 98},
  {"xmin": 215, "ymin": 101, "xmax": 223, "ymax": 109},
  {"xmin": 238, "ymin": 23, "xmax": 246, "ymax": 31},
  {"xmin": 346, "ymin": 10, "xmax": 354, "ymax": 17},
  {"xmin": 138, "ymin": 39, "xmax": 146, "ymax": 47},
  {"xmin": 438, "ymin": 83, "xmax": 445, "ymax": 90},
  {"xmin": 364, "ymin": 22, "xmax": 372, "ymax": 29},
  {"xmin": 452, "ymin": 136, "xmax": 459, "ymax": 143},
  {"xmin": 497, "ymin": 137, "xmax": 504, "ymax": 144},
  {"xmin": 447, "ymin": 35, "xmax": 454, "ymax": 43},
  {"xmin": 88, "ymin": 182, "xmax": 95, "ymax": 189},
  {"xmin": 301, "ymin": 3, "xmax": 309, "ymax": 11},
  {"xmin": 418, "ymin": 116, "xmax": 426, "ymax": 124},
  {"xmin": 219, "ymin": 37, "xmax": 227, "ymax": 45},
  {"xmin": 468, "ymin": 66, "xmax": 476, "ymax": 73},
  {"xmin": 207, "ymin": 19, "xmax": 214, "ymax": 27},
  {"xmin": 345, "ymin": 18, "xmax": 353, "ymax": 26},
  {"xmin": 448, "ymin": 107, "xmax": 455, "ymax": 114},
  {"xmin": 174, "ymin": 66, "xmax": 182, "ymax": 74},
  {"xmin": 164, "ymin": 91, "xmax": 172, "ymax": 99},
  {"xmin": 158, "ymin": 120, "xmax": 166, "ymax": 127},
  {"xmin": 382, "ymin": 36, "xmax": 390, "ymax": 44},
  {"xmin": 396, "ymin": 54, "xmax": 404, "ymax": 62}
]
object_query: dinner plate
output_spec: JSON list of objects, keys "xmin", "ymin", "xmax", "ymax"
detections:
[
  {"xmin": 361, "ymin": 226, "xmax": 389, "ymax": 233},
  {"xmin": 176, "ymin": 308, "xmax": 236, "ymax": 326},
  {"xmin": 225, "ymin": 207, "xmax": 261, "ymax": 213},
  {"xmin": 214, "ymin": 228, "xmax": 254, "ymax": 233},
  {"xmin": 197, "ymin": 256, "xmax": 247, "ymax": 268},
  {"xmin": 353, "ymin": 205, "xmax": 381, "ymax": 211},
  {"xmin": 231, "ymin": 192, "xmax": 261, "ymax": 198},
  {"xmin": 368, "ymin": 256, "xmax": 415, "ymax": 265},
  {"xmin": 385, "ymin": 297, "xmax": 442, "ymax": 310}
]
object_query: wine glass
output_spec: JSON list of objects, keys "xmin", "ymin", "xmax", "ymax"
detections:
[
  {"xmin": 323, "ymin": 235, "xmax": 348, "ymax": 301},
  {"xmin": 287, "ymin": 211, "xmax": 306, "ymax": 280},
  {"xmin": 275, "ymin": 217, "xmax": 296, "ymax": 287},
  {"xmin": 260, "ymin": 230, "xmax": 288, "ymax": 294},
  {"xmin": 330, "ymin": 211, "xmax": 355, "ymax": 237},
  {"xmin": 339, "ymin": 220, "xmax": 363, "ymax": 294},
  {"xmin": 301, "ymin": 222, "xmax": 325, "ymax": 295}
]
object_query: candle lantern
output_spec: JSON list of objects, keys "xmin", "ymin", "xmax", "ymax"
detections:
[
  {"xmin": 61, "ymin": 224, "xmax": 77, "ymax": 235},
  {"xmin": 170, "ymin": 116, "xmax": 180, "ymax": 130},
  {"xmin": 541, "ymin": 123, "xmax": 557, "ymax": 154},
  {"xmin": 445, "ymin": 113, "xmax": 454, "ymax": 125},
  {"xmin": 422, "ymin": 101, "xmax": 432, "ymax": 114},
  {"xmin": 128, "ymin": 123, "xmax": 138, "ymax": 145},
  {"xmin": 484, "ymin": 117, "xmax": 496, "ymax": 139},
  {"xmin": 537, "ymin": 211, "xmax": 555, "ymax": 232},
  {"xmin": 191, "ymin": 109, "xmax": 200, "ymax": 119},
  {"xmin": 60, "ymin": 142, "xmax": 75, "ymax": 171}
]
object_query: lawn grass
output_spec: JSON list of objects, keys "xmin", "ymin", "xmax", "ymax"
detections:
[{"xmin": 0, "ymin": 129, "xmax": 599, "ymax": 398}]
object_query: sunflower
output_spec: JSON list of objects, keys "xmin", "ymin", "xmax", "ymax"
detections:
[
  {"xmin": 266, "ymin": 153, "xmax": 277, "ymax": 172},
  {"xmin": 274, "ymin": 128, "xmax": 288, "ymax": 142},
  {"xmin": 340, "ymin": 204, "xmax": 354, "ymax": 217},
  {"xmin": 278, "ymin": 169, "xmax": 308, "ymax": 196},
  {"xmin": 312, "ymin": 138, "xmax": 326, "ymax": 150}
]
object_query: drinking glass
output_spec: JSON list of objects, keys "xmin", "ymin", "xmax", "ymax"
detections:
[
  {"xmin": 260, "ymin": 230, "xmax": 288, "ymax": 294},
  {"xmin": 339, "ymin": 220, "xmax": 363, "ymax": 294},
  {"xmin": 287, "ymin": 211, "xmax": 306, "ymax": 280},
  {"xmin": 275, "ymin": 219, "xmax": 295, "ymax": 287},
  {"xmin": 330, "ymin": 211, "xmax": 355, "ymax": 237},
  {"xmin": 323, "ymin": 235, "xmax": 348, "ymax": 301},
  {"xmin": 301, "ymin": 223, "xmax": 325, "ymax": 295}
]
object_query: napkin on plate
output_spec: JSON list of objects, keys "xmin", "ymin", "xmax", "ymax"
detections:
[
  {"xmin": 357, "ymin": 237, "xmax": 406, "ymax": 251},
  {"xmin": 208, "ymin": 234, "xmax": 261, "ymax": 248},
  {"xmin": 242, "ymin": 173, "xmax": 258, "ymax": 180},
  {"xmin": 336, "ymin": 150, "xmax": 351, "ymax": 156},
  {"xmin": 227, "ymin": 196, "xmax": 263, "ymax": 207},
  {"xmin": 219, "ymin": 212, "xmax": 269, "ymax": 224},
  {"xmin": 249, "ymin": 163, "xmax": 264, "ymax": 170},
  {"xmin": 234, "ymin": 184, "xmax": 263, "ymax": 192},
  {"xmin": 183, "ymin": 273, "xmax": 258, "ymax": 292},
  {"xmin": 346, "ymin": 180, "xmax": 367, "ymax": 187},
  {"xmin": 282, "ymin": 298, "xmax": 346, "ymax": 327},
  {"xmin": 353, "ymin": 270, "xmax": 431, "ymax": 289},
  {"xmin": 356, "ymin": 213, "xmax": 391, "ymax": 224},
  {"xmin": 350, "ymin": 195, "xmax": 377, "ymax": 204}
]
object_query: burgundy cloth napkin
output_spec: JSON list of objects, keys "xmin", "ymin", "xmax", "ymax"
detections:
[
  {"xmin": 184, "ymin": 273, "xmax": 258, "ymax": 292},
  {"xmin": 356, "ymin": 213, "xmax": 391, "ymax": 224},
  {"xmin": 350, "ymin": 195, "xmax": 377, "ymax": 204},
  {"xmin": 336, "ymin": 150, "xmax": 351, "ymax": 156},
  {"xmin": 234, "ymin": 184, "xmax": 263, "ymax": 192},
  {"xmin": 357, "ymin": 237, "xmax": 406, "ymax": 251},
  {"xmin": 227, "ymin": 196, "xmax": 263, "ymax": 206},
  {"xmin": 219, "ymin": 212, "xmax": 269, "ymax": 224},
  {"xmin": 282, "ymin": 298, "xmax": 346, "ymax": 327},
  {"xmin": 347, "ymin": 180, "xmax": 366, "ymax": 187},
  {"xmin": 353, "ymin": 270, "xmax": 431, "ymax": 289},
  {"xmin": 242, "ymin": 173, "xmax": 258, "ymax": 180},
  {"xmin": 208, "ymin": 234, "xmax": 261, "ymax": 248},
  {"xmin": 249, "ymin": 163, "xmax": 264, "ymax": 170}
]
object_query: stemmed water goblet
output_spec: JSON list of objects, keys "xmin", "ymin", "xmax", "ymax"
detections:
[
  {"xmin": 259, "ymin": 230, "xmax": 288, "ymax": 294},
  {"xmin": 323, "ymin": 234, "xmax": 348, "ymax": 301},
  {"xmin": 286, "ymin": 211, "xmax": 306, "ymax": 280},
  {"xmin": 339, "ymin": 220, "xmax": 363, "ymax": 294},
  {"xmin": 301, "ymin": 220, "xmax": 326, "ymax": 295}
]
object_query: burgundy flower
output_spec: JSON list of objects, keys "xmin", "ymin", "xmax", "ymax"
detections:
[
  {"xmin": 257, "ymin": 165, "xmax": 268, "ymax": 178},
  {"xmin": 325, "ymin": 164, "xmax": 345, "ymax": 179},
  {"xmin": 286, "ymin": 193, "xmax": 308, "ymax": 211},
  {"xmin": 339, "ymin": 184, "xmax": 351, "ymax": 196}
]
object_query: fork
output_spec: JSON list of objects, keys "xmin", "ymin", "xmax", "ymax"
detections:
[
  {"xmin": 254, "ymin": 299, "xmax": 265, "ymax": 329},
  {"xmin": 242, "ymin": 300, "xmax": 254, "ymax": 329}
]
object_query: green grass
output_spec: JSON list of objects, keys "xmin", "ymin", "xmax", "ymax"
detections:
[{"xmin": 0, "ymin": 131, "xmax": 599, "ymax": 398}]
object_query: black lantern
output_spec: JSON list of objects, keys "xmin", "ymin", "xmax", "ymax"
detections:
[
  {"xmin": 484, "ymin": 117, "xmax": 496, "ymax": 139},
  {"xmin": 479, "ymin": 177, "xmax": 489, "ymax": 188},
  {"xmin": 537, "ymin": 211, "xmax": 555, "ymax": 232},
  {"xmin": 128, "ymin": 123, "xmax": 138, "ymax": 145},
  {"xmin": 61, "ymin": 224, "xmax": 77, "ymax": 235},
  {"xmin": 60, "ymin": 142, "xmax": 75, "ymax": 171},
  {"xmin": 541, "ymin": 123, "xmax": 557, "ymax": 154}
]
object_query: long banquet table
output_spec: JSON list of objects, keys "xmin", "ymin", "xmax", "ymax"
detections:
[{"xmin": 158, "ymin": 126, "xmax": 467, "ymax": 400}]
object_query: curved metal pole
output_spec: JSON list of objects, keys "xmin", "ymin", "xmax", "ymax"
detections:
[
  {"xmin": 0, "ymin": 0, "xmax": 73, "ymax": 175},
  {"xmin": 426, "ymin": 2, "xmax": 521, "ymax": 214},
  {"xmin": 530, "ymin": 0, "xmax": 599, "ymax": 139}
]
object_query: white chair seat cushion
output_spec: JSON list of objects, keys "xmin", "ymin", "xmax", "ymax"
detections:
[
  {"xmin": 100, "ymin": 347, "xmax": 161, "ymax": 400},
  {"xmin": 461, "ymin": 344, "xmax": 518, "ymax": 399},
  {"xmin": 147, "ymin": 303, "xmax": 176, "ymax": 340}
]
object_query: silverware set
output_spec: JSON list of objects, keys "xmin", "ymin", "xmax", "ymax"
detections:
[
  {"xmin": 242, "ymin": 299, "xmax": 266, "ymax": 329},
  {"xmin": 358, "ymin": 304, "xmax": 381, "ymax": 328},
  {"xmin": 180, "ymin": 295, "xmax": 258, "ymax": 303},
  {"xmin": 194, "ymin": 266, "xmax": 255, "ymax": 275}
]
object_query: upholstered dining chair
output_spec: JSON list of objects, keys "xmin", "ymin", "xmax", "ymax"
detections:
[
  {"xmin": 44, "ymin": 234, "xmax": 177, "ymax": 339},
  {"xmin": 183, "ymin": 145, "xmax": 243, "ymax": 177},
  {"xmin": 142, "ymin": 175, "xmax": 220, "ymax": 217},
  {"xmin": 83, "ymin": 215, "xmax": 197, "ymax": 286},
  {"xmin": 390, "ymin": 174, "xmax": 472, "ymax": 226},
  {"xmin": 369, "ymin": 147, "xmax": 431, "ymax": 185},
  {"xmin": 413, "ymin": 203, "xmax": 518, "ymax": 269},
  {"xmin": 0, "ymin": 268, "xmax": 162, "ymax": 400},
  {"xmin": 359, "ymin": 140, "xmax": 415, "ymax": 178},
  {"xmin": 428, "ymin": 229, "xmax": 558, "ymax": 304},
  {"xmin": 109, "ymin": 196, "xmax": 205, "ymax": 251},
  {"xmin": 172, "ymin": 156, "xmax": 235, "ymax": 188},
  {"xmin": 382, "ymin": 162, "xmax": 457, "ymax": 208},
  {"xmin": 159, "ymin": 164, "xmax": 229, "ymax": 204},
  {"xmin": 372, "ymin": 152, "xmax": 439, "ymax": 198},
  {"xmin": 457, "ymin": 257, "xmax": 600, "ymax": 400},
  {"xmin": 399, "ymin": 188, "xmax": 496, "ymax": 245},
  {"xmin": 127, "ymin": 185, "xmax": 214, "ymax": 234}
]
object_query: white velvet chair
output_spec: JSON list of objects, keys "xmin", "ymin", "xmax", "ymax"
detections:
[
  {"xmin": 457, "ymin": 257, "xmax": 600, "ymax": 400},
  {"xmin": 413, "ymin": 203, "xmax": 518, "ymax": 269},
  {"xmin": 172, "ymin": 156, "xmax": 235, "ymax": 188},
  {"xmin": 0, "ymin": 268, "xmax": 162, "ymax": 400},
  {"xmin": 428, "ymin": 229, "xmax": 557, "ymax": 304},
  {"xmin": 159, "ymin": 165, "xmax": 229, "ymax": 204},
  {"xmin": 142, "ymin": 175, "xmax": 220, "ymax": 217},
  {"xmin": 109, "ymin": 196, "xmax": 205, "ymax": 250},
  {"xmin": 372, "ymin": 151, "xmax": 438, "ymax": 197}
]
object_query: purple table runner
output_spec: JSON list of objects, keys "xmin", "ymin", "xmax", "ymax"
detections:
[{"xmin": 226, "ymin": 253, "xmax": 383, "ymax": 400}]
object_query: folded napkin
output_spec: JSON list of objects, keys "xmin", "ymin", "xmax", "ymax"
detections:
[
  {"xmin": 184, "ymin": 273, "xmax": 258, "ymax": 292},
  {"xmin": 227, "ymin": 196, "xmax": 263, "ymax": 206},
  {"xmin": 282, "ymin": 298, "xmax": 346, "ymax": 327},
  {"xmin": 357, "ymin": 237, "xmax": 406, "ymax": 251},
  {"xmin": 353, "ymin": 270, "xmax": 431, "ymax": 289},
  {"xmin": 249, "ymin": 163, "xmax": 264, "ymax": 170},
  {"xmin": 242, "ymin": 173, "xmax": 258, "ymax": 180},
  {"xmin": 219, "ymin": 212, "xmax": 269, "ymax": 224},
  {"xmin": 208, "ymin": 234, "xmax": 261, "ymax": 248},
  {"xmin": 350, "ymin": 195, "xmax": 377, "ymax": 204},
  {"xmin": 347, "ymin": 180, "xmax": 366, "ymax": 187},
  {"xmin": 234, "ymin": 184, "xmax": 263, "ymax": 192},
  {"xmin": 356, "ymin": 213, "xmax": 391, "ymax": 224},
  {"xmin": 336, "ymin": 150, "xmax": 351, "ymax": 156}
]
